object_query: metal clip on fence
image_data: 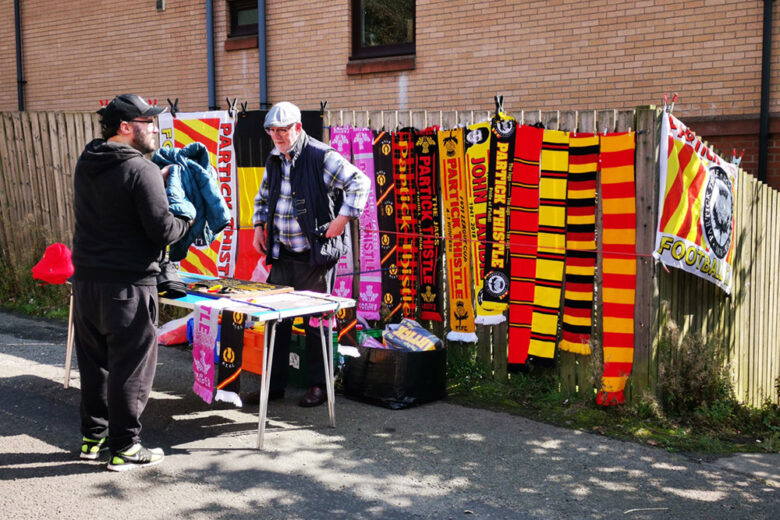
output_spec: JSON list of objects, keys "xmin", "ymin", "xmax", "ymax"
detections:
[{"xmin": 167, "ymin": 98, "xmax": 179, "ymax": 117}]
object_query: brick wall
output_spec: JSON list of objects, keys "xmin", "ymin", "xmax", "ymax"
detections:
[
  {"xmin": 1, "ymin": 0, "xmax": 779, "ymax": 189},
  {"xmin": 0, "ymin": 0, "xmax": 208, "ymax": 112}
]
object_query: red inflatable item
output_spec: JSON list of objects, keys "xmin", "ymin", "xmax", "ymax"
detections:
[{"xmin": 31, "ymin": 243, "xmax": 74, "ymax": 285}]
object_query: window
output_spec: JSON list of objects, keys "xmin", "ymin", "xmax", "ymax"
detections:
[
  {"xmin": 351, "ymin": 0, "xmax": 415, "ymax": 59},
  {"xmin": 228, "ymin": 0, "xmax": 258, "ymax": 38}
]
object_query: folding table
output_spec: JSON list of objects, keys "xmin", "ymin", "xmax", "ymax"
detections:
[{"xmin": 63, "ymin": 273, "xmax": 354, "ymax": 449}]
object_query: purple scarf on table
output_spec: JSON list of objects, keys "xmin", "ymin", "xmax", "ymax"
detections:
[{"xmin": 192, "ymin": 303, "xmax": 217, "ymax": 404}]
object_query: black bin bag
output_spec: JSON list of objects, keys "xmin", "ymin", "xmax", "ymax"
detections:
[{"xmin": 342, "ymin": 345, "xmax": 446, "ymax": 410}]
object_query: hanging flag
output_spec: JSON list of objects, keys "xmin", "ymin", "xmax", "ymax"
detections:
[
  {"xmin": 393, "ymin": 129, "xmax": 418, "ymax": 320},
  {"xmin": 415, "ymin": 126, "xmax": 443, "ymax": 322},
  {"xmin": 559, "ymin": 134, "xmax": 599, "ymax": 355},
  {"xmin": 352, "ymin": 127, "xmax": 382, "ymax": 321},
  {"xmin": 597, "ymin": 132, "xmax": 637, "ymax": 406},
  {"xmin": 158, "ymin": 111, "xmax": 237, "ymax": 277},
  {"xmin": 438, "ymin": 128, "xmax": 478, "ymax": 342},
  {"xmin": 507, "ymin": 124, "xmax": 544, "ymax": 364},
  {"xmin": 528, "ymin": 130, "xmax": 569, "ymax": 360},
  {"xmin": 374, "ymin": 130, "xmax": 401, "ymax": 323},
  {"xmin": 653, "ymin": 113, "xmax": 737, "ymax": 294},
  {"xmin": 330, "ymin": 126, "xmax": 355, "ymax": 300},
  {"xmin": 482, "ymin": 115, "xmax": 515, "ymax": 311},
  {"xmin": 215, "ymin": 309, "xmax": 244, "ymax": 407}
]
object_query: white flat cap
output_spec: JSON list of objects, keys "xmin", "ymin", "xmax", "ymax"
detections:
[{"xmin": 264, "ymin": 101, "xmax": 301, "ymax": 128}]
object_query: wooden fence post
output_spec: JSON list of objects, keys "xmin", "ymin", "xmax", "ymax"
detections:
[{"xmin": 633, "ymin": 106, "xmax": 661, "ymax": 400}]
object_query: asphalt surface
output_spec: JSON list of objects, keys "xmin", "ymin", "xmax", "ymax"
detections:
[{"xmin": 0, "ymin": 311, "xmax": 777, "ymax": 520}]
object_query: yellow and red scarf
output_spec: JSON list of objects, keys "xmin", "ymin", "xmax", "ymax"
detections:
[
  {"xmin": 507, "ymin": 124, "xmax": 544, "ymax": 363},
  {"xmin": 596, "ymin": 132, "xmax": 637, "ymax": 406},
  {"xmin": 438, "ymin": 128, "xmax": 478, "ymax": 342},
  {"xmin": 528, "ymin": 130, "xmax": 569, "ymax": 359}
]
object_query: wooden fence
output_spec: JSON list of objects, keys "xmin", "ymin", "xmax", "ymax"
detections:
[{"xmin": 0, "ymin": 108, "xmax": 777, "ymax": 407}]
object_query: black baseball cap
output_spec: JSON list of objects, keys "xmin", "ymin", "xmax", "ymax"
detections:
[{"xmin": 96, "ymin": 94, "xmax": 166, "ymax": 122}]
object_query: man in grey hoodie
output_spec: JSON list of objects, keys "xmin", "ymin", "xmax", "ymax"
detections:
[{"xmin": 71, "ymin": 94, "xmax": 190, "ymax": 471}]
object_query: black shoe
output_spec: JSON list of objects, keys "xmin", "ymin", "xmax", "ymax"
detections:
[
  {"xmin": 106, "ymin": 443, "xmax": 164, "ymax": 472},
  {"xmin": 157, "ymin": 259, "xmax": 186, "ymax": 299},
  {"xmin": 243, "ymin": 389, "xmax": 284, "ymax": 406},
  {"xmin": 299, "ymin": 386, "xmax": 327, "ymax": 408}
]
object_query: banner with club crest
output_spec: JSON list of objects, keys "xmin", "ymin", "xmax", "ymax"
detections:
[{"xmin": 653, "ymin": 113, "xmax": 738, "ymax": 294}]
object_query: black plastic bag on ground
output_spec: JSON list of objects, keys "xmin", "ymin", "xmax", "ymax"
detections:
[{"xmin": 342, "ymin": 344, "xmax": 446, "ymax": 410}]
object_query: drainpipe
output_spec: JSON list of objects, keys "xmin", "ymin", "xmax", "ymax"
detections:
[
  {"xmin": 14, "ymin": 0, "xmax": 24, "ymax": 111},
  {"xmin": 258, "ymin": 0, "xmax": 268, "ymax": 108},
  {"xmin": 758, "ymin": 0, "xmax": 774, "ymax": 183},
  {"xmin": 206, "ymin": 0, "xmax": 217, "ymax": 110}
]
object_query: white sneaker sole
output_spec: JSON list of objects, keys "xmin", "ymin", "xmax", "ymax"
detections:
[{"xmin": 106, "ymin": 455, "xmax": 164, "ymax": 472}]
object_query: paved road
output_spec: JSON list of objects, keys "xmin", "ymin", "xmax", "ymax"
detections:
[{"xmin": 0, "ymin": 311, "xmax": 777, "ymax": 519}]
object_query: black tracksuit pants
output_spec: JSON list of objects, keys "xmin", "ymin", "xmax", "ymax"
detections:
[
  {"xmin": 72, "ymin": 280, "xmax": 158, "ymax": 454},
  {"xmin": 266, "ymin": 247, "xmax": 334, "ymax": 394}
]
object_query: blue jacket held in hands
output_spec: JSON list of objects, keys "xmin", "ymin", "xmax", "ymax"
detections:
[{"xmin": 152, "ymin": 142, "xmax": 231, "ymax": 262}]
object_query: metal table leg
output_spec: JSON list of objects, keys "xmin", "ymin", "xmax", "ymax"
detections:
[
  {"xmin": 64, "ymin": 291, "xmax": 74, "ymax": 389},
  {"xmin": 257, "ymin": 320, "xmax": 277, "ymax": 449},
  {"xmin": 319, "ymin": 314, "xmax": 336, "ymax": 428}
]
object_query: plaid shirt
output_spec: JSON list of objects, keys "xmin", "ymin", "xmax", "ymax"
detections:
[{"xmin": 252, "ymin": 131, "xmax": 369, "ymax": 259}]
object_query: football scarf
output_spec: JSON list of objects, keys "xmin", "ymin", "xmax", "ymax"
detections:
[
  {"xmin": 596, "ymin": 132, "xmax": 637, "ymax": 406},
  {"xmin": 192, "ymin": 303, "xmax": 218, "ymax": 404},
  {"xmin": 528, "ymin": 130, "xmax": 569, "ymax": 359},
  {"xmin": 330, "ymin": 126, "xmax": 355, "ymax": 301},
  {"xmin": 482, "ymin": 116, "xmax": 515, "ymax": 312},
  {"xmin": 507, "ymin": 124, "xmax": 544, "ymax": 364},
  {"xmin": 374, "ymin": 130, "xmax": 401, "ymax": 322},
  {"xmin": 465, "ymin": 121, "xmax": 502, "ymax": 324},
  {"xmin": 438, "ymin": 128, "xmax": 478, "ymax": 342},
  {"xmin": 415, "ymin": 126, "xmax": 443, "ymax": 322},
  {"xmin": 215, "ymin": 309, "xmax": 244, "ymax": 407},
  {"xmin": 393, "ymin": 129, "xmax": 418, "ymax": 320},
  {"xmin": 353, "ymin": 127, "xmax": 382, "ymax": 321},
  {"xmin": 559, "ymin": 134, "xmax": 599, "ymax": 355}
]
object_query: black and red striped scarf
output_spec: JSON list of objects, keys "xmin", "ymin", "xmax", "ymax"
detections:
[
  {"xmin": 415, "ymin": 126, "xmax": 443, "ymax": 322},
  {"xmin": 374, "ymin": 130, "xmax": 401, "ymax": 323},
  {"xmin": 393, "ymin": 129, "xmax": 417, "ymax": 320},
  {"xmin": 560, "ymin": 134, "xmax": 599, "ymax": 355}
]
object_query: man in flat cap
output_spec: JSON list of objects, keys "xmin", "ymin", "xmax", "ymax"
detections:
[
  {"xmin": 252, "ymin": 101, "xmax": 370, "ymax": 407},
  {"xmin": 72, "ymin": 94, "xmax": 191, "ymax": 471}
]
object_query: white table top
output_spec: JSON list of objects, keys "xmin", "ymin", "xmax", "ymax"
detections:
[{"xmin": 161, "ymin": 273, "xmax": 354, "ymax": 322}]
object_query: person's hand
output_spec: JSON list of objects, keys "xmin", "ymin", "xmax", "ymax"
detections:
[
  {"xmin": 325, "ymin": 215, "xmax": 350, "ymax": 238},
  {"xmin": 160, "ymin": 164, "xmax": 173, "ymax": 185},
  {"xmin": 253, "ymin": 224, "xmax": 267, "ymax": 255}
]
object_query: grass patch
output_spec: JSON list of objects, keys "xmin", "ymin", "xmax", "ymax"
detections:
[
  {"xmin": 446, "ymin": 326, "xmax": 780, "ymax": 455},
  {"xmin": 0, "ymin": 217, "xmax": 70, "ymax": 320}
]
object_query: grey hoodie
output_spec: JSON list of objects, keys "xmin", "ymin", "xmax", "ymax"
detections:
[{"xmin": 72, "ymin": 139, "xmax": 188, "ymax": 285}]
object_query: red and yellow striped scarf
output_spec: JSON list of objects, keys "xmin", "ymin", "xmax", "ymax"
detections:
[
  {"xmin": 597, "ymin": 132, "xmax": 637, "ymax": 406},
  {"xmin": 507, "ymin": 124, "xmax": 544, "ymax": 364},
  {"xmin": 528, "ymin": 130, "xmax": 569, "ymax": 359}
]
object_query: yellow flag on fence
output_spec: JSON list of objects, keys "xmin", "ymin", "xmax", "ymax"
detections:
[{"xmin": 653, "ymin": 113, "xmax": 737, "ymax": 294}]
